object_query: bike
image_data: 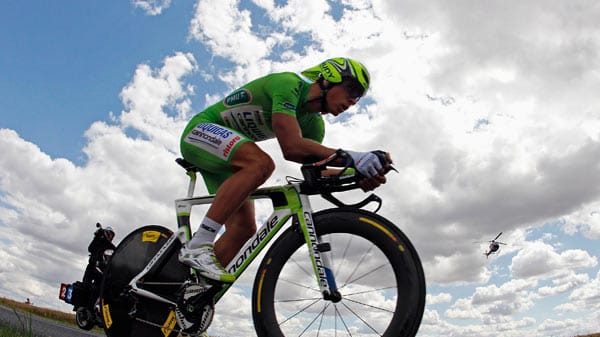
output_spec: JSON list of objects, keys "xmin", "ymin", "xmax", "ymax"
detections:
[{"xmin": 99, "ymin": 152, "xmax": 426, "ymax": 337}]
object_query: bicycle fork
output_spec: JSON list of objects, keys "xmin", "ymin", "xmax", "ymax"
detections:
[{"xmin": 297, "ymin": 194, "xmax": 341, "ymax": 302}]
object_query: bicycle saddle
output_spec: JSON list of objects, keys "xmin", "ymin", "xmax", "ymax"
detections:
[{"xmin": 176, "ymin": 158, "xmax": 201, "ymax": 172}]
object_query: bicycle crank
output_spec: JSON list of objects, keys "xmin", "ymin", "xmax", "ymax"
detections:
[{"xmin": 175, "ymin": 282, "xmax": 215, "ymax": 334}]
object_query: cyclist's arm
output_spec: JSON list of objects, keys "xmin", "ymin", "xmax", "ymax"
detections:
[
  {"xmin": 273, "ymin": 112, "xmax": 389, "ymax": 191},
  {"xmin": 272, "ymin": 112, "xmax": 338, "ymax": 163}
]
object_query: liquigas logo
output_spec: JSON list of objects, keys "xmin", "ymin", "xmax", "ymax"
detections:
[{"xmin": 224, "ymin": 89, "xmax": 251, "ymax": 106}]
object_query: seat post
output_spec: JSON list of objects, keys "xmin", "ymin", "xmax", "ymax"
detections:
[{"xmin": 185, "ymin": 170, "xmax": 197, "ymax": 198}]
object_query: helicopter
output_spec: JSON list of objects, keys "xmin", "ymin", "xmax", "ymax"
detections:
[{"xmin": 474, "ymin": 232, "xmax": 507, "ymax": 258}]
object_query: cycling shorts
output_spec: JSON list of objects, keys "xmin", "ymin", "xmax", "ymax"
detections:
[{"xmin": 180, "ymin": 122, "xmax": 251, "ymax": 194}]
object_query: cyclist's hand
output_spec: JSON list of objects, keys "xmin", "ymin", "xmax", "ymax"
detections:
[
  {"xmin": 345, "ymin": 150, "xmax": 384, "ymax": 178},
  {"xmin": 357, "ymin": 151, "xmax": 393, "ymax": 191},
  {"xmin": 371, "ymin": 150, "xmax": 394, "ymax": 174},
  {"xmin": 358, "ymin": 173, "xmax": 386, "ymax": 191}
]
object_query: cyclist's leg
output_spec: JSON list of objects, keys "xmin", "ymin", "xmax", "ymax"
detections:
[
  {"xmin": 180, "ymin": 123, "xmax": 273, "ymax": 280},
  {"xmin": 214, "ymin": 199, "xmax": 257, "ymax": 266},
  {"xmin": 206, "ymin": 141, "xmax": 274, "ymax": 222},
  {"xmin": 182, "ymin": 129, "xmax": 274, "ymax": 223},
  {"xmin": 204, "ymin": 142, "xmax": 272, "ymax": 266}
]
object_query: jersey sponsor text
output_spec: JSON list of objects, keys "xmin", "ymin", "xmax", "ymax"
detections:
[{"xmin": 184, "ymin": 123, "xmax": 244, "ymax": 160}]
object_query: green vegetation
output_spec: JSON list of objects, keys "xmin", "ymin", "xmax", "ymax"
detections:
[
  {"xmin": 0, "ymin": 324, "xmax": 29, "ymax": 337},
  {"xmin": 0, "ymin": 297, "xmax": 74, "ymax": 326},
  {"xmin": 0, "ymin": 308, "xmax": 33, "ymax": 337},
  {"xmin": 0, "ymin": 296, "xmax": 99, "ymax": 336}
]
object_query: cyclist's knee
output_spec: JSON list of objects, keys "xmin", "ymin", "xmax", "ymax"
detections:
[
  {"xmin": 253, "ymin": 153, "xmax": 275, "ymax": 178},
  {"xmin": 233, "ymin": 145, "xmax": 274, "ymax": 182}
]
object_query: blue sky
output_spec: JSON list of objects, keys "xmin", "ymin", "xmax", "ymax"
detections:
[
  {"xmin": 1, "ymin": 1, "xmax": 600, "ymax": 337},
  {"xmin": 1, "ymin": 1, "xmax": 196, "ymax": 162}
]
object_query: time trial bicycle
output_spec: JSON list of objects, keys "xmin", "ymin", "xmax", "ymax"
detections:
[{"xmin": 99, "ymin": 151, "xmax": 426, "ymax": 337}]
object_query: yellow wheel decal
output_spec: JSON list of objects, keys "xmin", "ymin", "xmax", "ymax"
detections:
[
  {"xmin": 142, "ymin": 230, "xmax": 162, "ymax": 243},
  {"xmin": 161, "ymin": 310, "xmax": 177, "ymax": 337},
  {"xmin": 101, "ymin": 301, "xmax": 112, "ymax": 329},
  {"xmin": 359, "ymin": 217, "xmax": 398, "ymax": 242},
  {"xmin": 256, "ymin": 268, "xmax": 267, "ymax": 313}
]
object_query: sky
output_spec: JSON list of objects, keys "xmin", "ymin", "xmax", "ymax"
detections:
[{"xmin": 1, "ymin": 0, "xmax": 599, "ymax": 336}]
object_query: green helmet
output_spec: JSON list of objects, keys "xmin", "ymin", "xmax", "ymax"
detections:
[{"xmin": 301, "ymin": 57, "xmax": 370, "ymax": 96}]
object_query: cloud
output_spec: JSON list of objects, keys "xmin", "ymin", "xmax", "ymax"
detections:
[
  {"xmin": 563, "ymin": 202, "xmax": 600, "ymax": 239},
  {"xmin": 189, "ymin": 0, "xmax": 272, "ymax": 66},
  {"xmin": 424, "ymin": 251, "xmax": 491, "ymax": 284},
  {"xmin": 510, "ymin": 241, "xmax": 598, "ymax": 279},
  {"xmin": 442, "ymin": 278, "xmax": 538, "ymax": 333},
  {"xmin": 538, "ymin": 318, "xmax": 580, "ymax": 335},
  {"xmin": 567, "ymin": 270, "xmax": 600, "ymax": 312},
  {"xmin": 0, "ymin": 53, "xmax": 199, "ymax": 308},
  {"xmin": 132, "ymin": 0, "xmax": 172, "ymax": 15},
  {"xmin": 1, "ymin": 1, "xmax": 600, "ymax": 336},
  {"xmin": 427, "ymin": 292, "xmax": 452, "ymax": 305},
  {"xmin": 118, "ymin": 52, "xmax": 197, "ymax": 152},
  {"xmin": 537, "ymin": 272, "xmax": 589, "ymax": 297}
]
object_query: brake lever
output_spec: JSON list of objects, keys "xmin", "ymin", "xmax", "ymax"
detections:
[
  {"xmin": 371, "ymin": 150, "xmax": 397, "ymax": 176},
  {"xmin": 383, "ymin": 165, "xmax": 398, "ymax": 174}
]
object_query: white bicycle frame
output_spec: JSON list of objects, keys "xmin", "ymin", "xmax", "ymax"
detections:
[{"xmin": 128, "ymin": 168, "xmax": 339, "ymax": 305}]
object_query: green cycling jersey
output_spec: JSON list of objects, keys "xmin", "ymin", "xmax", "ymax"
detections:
[
  {"xmin": 180, "ymin": 72, "xmax": 325, "ymax": 193},
  {"xmin": 183, "ymin": 72, "xmax": 325, "ymax": 143}
]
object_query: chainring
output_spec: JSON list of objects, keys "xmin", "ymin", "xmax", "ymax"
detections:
[{"xmin": 175, "ymin": 283, "xmax": 215, "ymax": 333}]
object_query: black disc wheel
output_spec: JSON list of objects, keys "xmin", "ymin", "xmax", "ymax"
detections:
[
  {"xmin": 252, "ymin": 209, "xmax": 426, "ymax": 337},
  {"xmin": 100, "ymin": 225, "xmax": 191, "ymax": 337}
]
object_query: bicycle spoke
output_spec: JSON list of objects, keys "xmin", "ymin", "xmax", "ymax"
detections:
[
  {"xmin": 276, "ymin": 297, "xmax": 323, "ymax": 304},
  {"xmin": 342, "ymin": 285, "xmax": 397, "ymax": 297},
  {"xmin": 317, "ymin": 303, "xmax": 326, "ymax": 337},
  {"xmin": 329, "ymin": 234, "xmax": 353, "ymax": 277},
  {"xmin": 340, "ymin": 301, "xmax": 383, "ymax": 336},
  {"xmin": 340, "ymin": 263, "xmax": 388, "ymax": 290},
  {"xmin": 289, "ymin": 256, "xmax": 315, "ymax": 279},
  {"xmin": 277, "ymin": 277, "xmax": 322, "ymax": 294},
  {"xmin": 340, "ymin": 243, "xmax": 376, "ymax": 288},
  {"xmin": 340, "ymin": 246, "xmax": 373, "ymax": 288},
  {"xmin": 343, "ymin": 297, "xmax": 395, "ymax": 314},
  {"xmin": 298, "ymin": 302, "xmax": 330, "ymax": 337},
  {"xmin": 334, "ymin": 305, "xmax": 354, "ymax": 337},
  {"xmin": 278, "ymin": 298, "xmax": 321, "ymax": 326}
]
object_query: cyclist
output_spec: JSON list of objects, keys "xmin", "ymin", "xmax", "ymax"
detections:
[
  {"xmin": 179, "ymin": 57, "xmax": 392, "ymax": 283},
  {"xmin": 82, "ymin": 223, "xmax": 116, "ymax": 288}
]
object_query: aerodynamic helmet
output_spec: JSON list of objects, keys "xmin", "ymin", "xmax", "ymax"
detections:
[{"xmin": 301, "ymin": 57, "xmax": 370, "ymax": 98}]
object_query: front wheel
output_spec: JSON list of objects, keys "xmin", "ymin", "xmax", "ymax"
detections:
[{"xmin": 252, "ymin": 208, "xmax": 426, "ymax": 337}]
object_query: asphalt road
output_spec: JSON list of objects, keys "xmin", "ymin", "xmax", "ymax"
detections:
[{"xmin": 0, "ymin": 304, "xmax": 104, "ymax": 337}]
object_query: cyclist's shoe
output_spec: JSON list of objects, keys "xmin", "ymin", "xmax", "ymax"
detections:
[{"xmin": 179, "ymin": 244, "xmax": 235, "ymax": 283}]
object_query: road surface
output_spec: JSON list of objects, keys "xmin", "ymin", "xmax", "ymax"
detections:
[{"xmin": 0, "ymin": 304, "xmax": 104, "ymax": 337}]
